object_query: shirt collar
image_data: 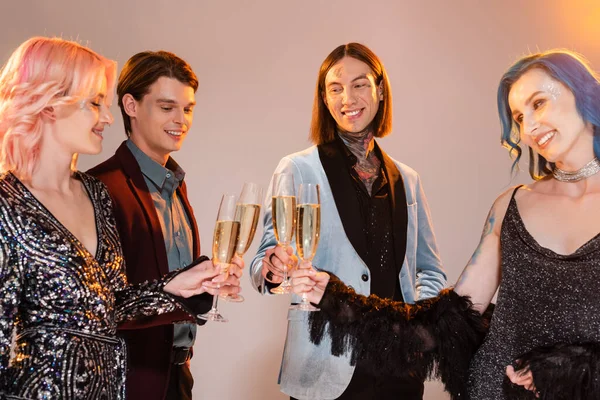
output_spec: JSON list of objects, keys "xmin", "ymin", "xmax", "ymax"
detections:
[{"xmin": 126, "ymin": 139, "xmax": 186, "ymax": 192}]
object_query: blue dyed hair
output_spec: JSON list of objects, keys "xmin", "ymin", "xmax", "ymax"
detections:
[{"xmin": 497, "ymin": 50, "xmax": 600, "ymax": 180}]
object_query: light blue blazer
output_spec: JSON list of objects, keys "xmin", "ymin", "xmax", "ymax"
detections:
[{"xmin": 250, "ymin": 144, "xmax": 446, "ymax": 399}]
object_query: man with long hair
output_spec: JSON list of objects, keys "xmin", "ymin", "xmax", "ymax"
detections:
[{"xmin": 250, "ymin": 43, "xmax": 446, "ymax": 400}]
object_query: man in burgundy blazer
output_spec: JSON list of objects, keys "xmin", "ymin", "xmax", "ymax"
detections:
[
  {"xmin": 89, "ymin": 141, "xmax": 206, "ymax": 399},
  {"xmin": 89, "ymin": 51, "xmax": 241, "ymax": 399}
]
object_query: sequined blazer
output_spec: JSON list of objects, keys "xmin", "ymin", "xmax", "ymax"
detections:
[{"xmin": 0, "ymin": 171, "xmax": 198, "ymax": 399}]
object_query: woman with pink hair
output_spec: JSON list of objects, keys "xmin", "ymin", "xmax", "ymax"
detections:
[{"xmin": 0, "ymin": 37, "xmax": 240, "ymax": 399}]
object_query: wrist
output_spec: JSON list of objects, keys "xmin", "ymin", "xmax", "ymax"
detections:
[{"xmin": 162, "ymin": 281, "xmax": 181, "ymax": 297}]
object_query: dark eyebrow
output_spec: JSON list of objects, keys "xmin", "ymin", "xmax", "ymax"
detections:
[
  {"xmin": 351, "ymin": 74, "xmax": 369, "ymax": 83},
  {"xmin": 156, "ymin": 99, "xmax": 177, "ymax": 104},
  {"xmin": 156, "ymin": 98, "xmax": 196, "ymax": 107},
  {"xmin": 511, "ymin": 91, "xmax": 544, "ymax": 117},
  {"xmin": 326, "ymin": 74, "xmax": 370, "ymax": 88},
  {"xmin": 525, "ymin": 91, "xmax": 543, "ymax": 105}
]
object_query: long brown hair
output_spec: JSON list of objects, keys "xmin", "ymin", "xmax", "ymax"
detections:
[{"xmin": 310, "ymin": 43, "xmax": 393, "ymax": 145}]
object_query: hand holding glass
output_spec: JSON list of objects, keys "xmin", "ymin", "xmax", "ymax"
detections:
[
  {"xmin": 290, "ymin": 183, "xmax": 320, "ymax": 311},
  {"xmin": 270, "ymin": 173, "xmax": 296, "ymax": 295},
  {"xmin": 198, "ymin": 194, "xmax": 240, "ymax": 322},
  {"xmin": 221, "ymin": 183, "xmax": 263, "ymax": 302}
]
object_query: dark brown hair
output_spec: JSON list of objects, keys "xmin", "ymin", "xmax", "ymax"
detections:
[
  {"xmin": 117, "ymin": 51, "xmax": 198, "ymax": 135},
  {"xmin": 310, "ymin": 43, "xmax": 393, "ymax": 145}
]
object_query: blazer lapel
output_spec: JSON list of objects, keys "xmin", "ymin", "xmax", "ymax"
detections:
[
  {"xmin": 115, "ymin": 142, "xmax": 170, "ymax": 276},
  {"xmin": 318, "ymin": 141, "xmax": 368, "ymax": 261},
  {"xmin": 379, "ymin": 145, "xmax": 408, "ymax": 273}
]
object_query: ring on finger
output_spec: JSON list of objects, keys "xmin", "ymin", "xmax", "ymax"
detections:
[
  {"xmin": 269, "ymin": 253, "xmax": 278, "ymax": 265},
  {"xmin": 266, "ymin": 270, "xmax": 274, "ymax": 281}
]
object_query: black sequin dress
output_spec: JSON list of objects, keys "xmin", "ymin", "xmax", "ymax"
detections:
[
  {"xmin": 0, "ymin": 172, "xmax": 193, "ymax": 399},
  {"xmin": 468, "ymin": 187, "xmax": 600, "ymax": 399}
]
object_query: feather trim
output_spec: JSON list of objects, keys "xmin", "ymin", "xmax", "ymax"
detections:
[
  {"xmin": 308, "ymin": 274, "xmax": 489, "ymax": 399},
  {"xmin": 507, "ymin": 342, "xmax": 600, "ymax": 400}
]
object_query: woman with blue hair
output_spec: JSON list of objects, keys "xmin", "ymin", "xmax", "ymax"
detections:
[{"xmin": 291, "ymin": 49, "xmax": 600, "ymax": 400}]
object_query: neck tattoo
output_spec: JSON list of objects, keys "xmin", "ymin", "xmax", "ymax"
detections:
[{"xmin": 338, "ymin": 129, "xmax": 380, "ymax": 195}]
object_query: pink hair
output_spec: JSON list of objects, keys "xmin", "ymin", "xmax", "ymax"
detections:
[{"xmin": 0, "ymin": 37, "xmax": 116, "ymax": 180}]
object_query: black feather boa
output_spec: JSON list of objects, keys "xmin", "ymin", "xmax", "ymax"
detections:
[
  {"xmin": 504, "ymin": 342, "xmax": 600, "ymax": 400},
  {"xmin": 308, "ymin": 274, "xmax": 489, "ymax": 399}
]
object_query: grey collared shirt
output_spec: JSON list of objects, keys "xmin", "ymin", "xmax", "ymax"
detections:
[{"xmin": 126, "ymin": 139, "xmax": 196, "ymax": 348}]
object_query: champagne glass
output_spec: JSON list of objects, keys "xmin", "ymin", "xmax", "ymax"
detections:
[
  {"xmin": 270, "ymin": 173, "xmax": 296, "ymax": 295},
  {"xmin": 198, "ymin": 194, "xmax": 240, "ymax": 322},
  {"xmin": 221, "ymin": 183, "xmax": 263, "ymax": 302},
  {"xmin": 290, "ymin": 184, "xmax": 320, "ymax": 311}
]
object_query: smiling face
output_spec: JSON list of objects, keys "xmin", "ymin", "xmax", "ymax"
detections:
[
  {"xmin": 52, "ymin": 76, "xmax": 114, "ymax": 155},
  {"xmin": 322, "ymin": 56, "xmax": 383, "ymax": 135},
  {"xmin": 508, "ymin": 68, "xmax": 594, "ymax": 168},
  {"xmin": 125, "ymin": 76, "xmax": 195, "ymax": 165}
]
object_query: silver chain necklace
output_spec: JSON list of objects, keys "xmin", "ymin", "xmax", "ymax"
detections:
[{"xmin": 552, "ymin": 158, "xmax": 600, "ymax": 182}]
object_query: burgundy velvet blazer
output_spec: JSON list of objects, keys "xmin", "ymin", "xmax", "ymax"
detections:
[{"xmin": 88, "ymin": 141, "xmax": 211, "ymax": 400}]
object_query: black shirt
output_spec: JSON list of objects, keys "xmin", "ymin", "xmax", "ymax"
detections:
[
  {"xmin": 337, "ymin": 136, "xmax": 403, "ymax": 301},
  {"xmin": 292, "ymin": 139, "xmax": 420, "ymax": 400}
]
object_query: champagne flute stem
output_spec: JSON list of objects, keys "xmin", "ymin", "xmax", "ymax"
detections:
[
  {"xmin": 300, "ymin": 262, "xmax": 310, "ymax": 305},
  {"xmin": 281, "ymin": 244, "xmax": 289, "ymax": 283},
  {"xmin": 209, "ymin": 285, "xmax": 220, "ymax": 311}
]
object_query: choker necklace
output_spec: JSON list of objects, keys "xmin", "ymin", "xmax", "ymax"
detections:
[{"xmin": 552, "ymin": 158, "xmax": 600, "ymax": 182}]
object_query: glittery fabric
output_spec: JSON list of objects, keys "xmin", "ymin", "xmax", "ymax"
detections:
[
  {"xmin": 350, "ymin": 168, "xmax": 398, "ymax": 298},
  {"xmin": 0, "ymin": 171, "xmax": 184, "ymax": 399},
  {"xmin": 468, "ymin": 189, "xmax": 600, "ymax": 399}
]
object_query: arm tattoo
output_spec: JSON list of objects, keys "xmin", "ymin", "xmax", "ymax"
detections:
[
  {"xmin": 468, "ymin": 207, "xmax": 496, "ymax": 265},
  {"xmin": 481, "ymin": 208, "xmax": 496, "ymax": 238},
  {"xmin": 456, "ymin": 208, "xmax": 496, "ymax": 287}
]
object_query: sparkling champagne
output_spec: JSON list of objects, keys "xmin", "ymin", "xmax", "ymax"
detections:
[
  {"xmin": 234, "ymin": 203, "xmax": 260, "ymax": 256},
  {"xmin": 272, "ymin": 196, "xmax": 296, "ymax": 245},
  {"xmin": 296, "ymin": 204, "xmax": 321, "ymax": 261},
  {"xmin": 212, "ymin": 220, "xmax": 241, "ymax": 273}
]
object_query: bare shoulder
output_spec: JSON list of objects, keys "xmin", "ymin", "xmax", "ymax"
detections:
[
  {"xmin": 486, "ymin": 186, "xmax": 522, "ymax": 236},
  {"xmin": 513, "ymin": 179, "xmax": 552, "ymax": 199}
]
